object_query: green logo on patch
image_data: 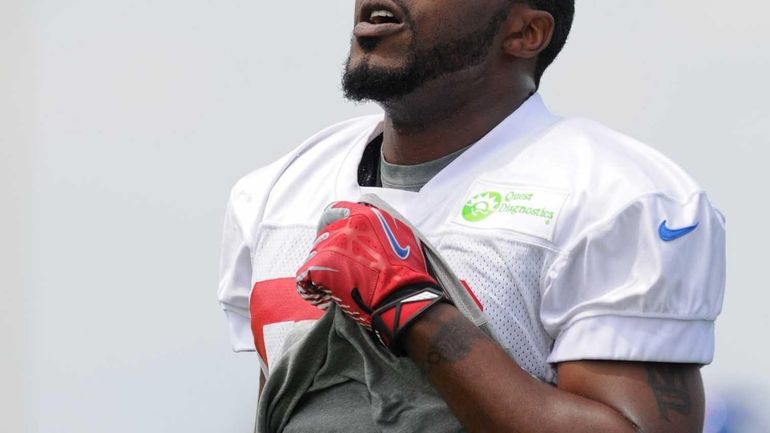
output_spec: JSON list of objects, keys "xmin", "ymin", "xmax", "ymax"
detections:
[{"xmin": 462, "ymin": 191, "xmax": 502, "ymax": 222}]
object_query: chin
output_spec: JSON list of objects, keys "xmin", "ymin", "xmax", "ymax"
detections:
[{"xmin": 349, "ymin": 52, "xmax": 408, "ymax": 75}]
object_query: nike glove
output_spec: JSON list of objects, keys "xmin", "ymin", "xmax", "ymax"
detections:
[{"xmin": 296, "ymin": 201, "xmax": 447, "ymax": 354}]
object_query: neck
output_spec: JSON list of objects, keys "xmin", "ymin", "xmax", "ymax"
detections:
[{"xmin": 379, "ymin": 68, "xmax": 535, "ymax": 165}]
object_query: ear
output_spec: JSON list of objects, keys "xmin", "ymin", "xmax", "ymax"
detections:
[{"xmin": 502, "ymin": 7, "xmax": 555, "ymax": 59}]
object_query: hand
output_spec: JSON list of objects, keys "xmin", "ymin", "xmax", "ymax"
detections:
[{"xmin": 296, "ymin": 201, "xmax": 447, "ymax": 353}]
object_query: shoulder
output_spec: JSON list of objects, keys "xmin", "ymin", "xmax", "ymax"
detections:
[
  {"xmin": 231, "ymin": 114, "xmax": 381, "ymax": 198},
  {"xmin": 532, "ymin": 123, "xmax": 726, "ymax": 366},
  {"xmin": 531, "ymin": 117, "xmax": 701, "ymax": 200},
  {"xmin": 512, "ymin": 117, "xmax": 715, "ymax": 248},
  {"xmin": 226, "ymin": 115, "xmax": 382, "ymax": 237}
]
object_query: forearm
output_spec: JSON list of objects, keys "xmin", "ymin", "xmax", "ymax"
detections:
[{"xmin": 403, "ymin": 303, "xmax": 640, "ymax": 433}]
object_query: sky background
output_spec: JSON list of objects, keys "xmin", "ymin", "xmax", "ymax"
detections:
[{"xmin": 2, "ymin": 0, "xmax": 769, "ymax": 431}]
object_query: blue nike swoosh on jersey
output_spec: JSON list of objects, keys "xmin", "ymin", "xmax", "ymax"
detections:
[
  {"xmin": 371, "ymin": 208, "xmax": 411, "ymax": 260},
  {"xmin": 658, "ymin": 220, "xmax": 699, "ymax": 241}
]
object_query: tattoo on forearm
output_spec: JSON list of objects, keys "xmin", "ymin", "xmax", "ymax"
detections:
[
  {"xmin": 423, "ymin": 315, "xmax": 487, "ymax": 369},
  {"xmin": 645, "ymin": 365, "xmax": 692, "ymax": 421}
]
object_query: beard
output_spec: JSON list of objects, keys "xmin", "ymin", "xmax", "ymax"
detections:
[{"xmin": 342, "ymin": 6, "xmax": 509, "ymax": 103}]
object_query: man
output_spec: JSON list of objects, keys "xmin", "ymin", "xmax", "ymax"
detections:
[{"xmin": 219, "ymin": 0, "xmax": 725, "ymax": 431}]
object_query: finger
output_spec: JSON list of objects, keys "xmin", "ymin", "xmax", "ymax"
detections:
[
  {"xmin": 295, "ymin": 267, "xmax": 334, "ymax": 308},
  {"xmin": 299, "ymin": 231, "xmax": 331, "ymax": 268},
  {"xmin": 296, "ymin": 264, "xmax": 338, "ymax": 293},
  {"xmin": 316, "ymin": 202, "xmax": 352, "ymax": 233}
]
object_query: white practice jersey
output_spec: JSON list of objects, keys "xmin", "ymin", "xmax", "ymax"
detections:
[{"xmin": 218, "ymin": 94, "xmax": 726, "ymax": 382}]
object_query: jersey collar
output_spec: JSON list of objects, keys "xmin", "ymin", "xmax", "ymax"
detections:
[{"xmin": 335, "ymin": 93, "xmax": 561, "ymax": 226}]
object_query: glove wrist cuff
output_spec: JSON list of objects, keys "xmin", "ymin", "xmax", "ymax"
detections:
[{"xmin": 370, "ymin": 285, "xmax": 448, "ymax": 356}]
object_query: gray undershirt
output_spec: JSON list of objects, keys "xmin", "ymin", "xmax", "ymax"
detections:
[{"xmin": 379, "ymin": 144, "xmax": 472, "ymax": 192}]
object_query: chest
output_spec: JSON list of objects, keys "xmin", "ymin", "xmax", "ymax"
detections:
[{"xmin": 250, "ymin": 198, "xmax": 559, "ymax": 382}]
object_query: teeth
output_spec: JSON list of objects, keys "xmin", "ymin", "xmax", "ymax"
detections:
[{"xmin": 370, "ymin": 9, "xmax": 395, "ymax": 20}]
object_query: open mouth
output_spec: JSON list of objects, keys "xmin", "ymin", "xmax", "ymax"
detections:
[
  {"xmin": 359, "ymin": 0, "xmax": 404, "ymax": 25},
  {"xmin": 354, "ymin": 0, "xmax": 406, "ymax": 39},
  {"xmin": 366, "ymin": 9, "xmax": 401, "ymax": 25}
]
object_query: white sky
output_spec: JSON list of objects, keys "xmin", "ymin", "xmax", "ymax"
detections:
[{"xmin": 2, "ymin": 0, "xmax": 768, "ymax": 431}]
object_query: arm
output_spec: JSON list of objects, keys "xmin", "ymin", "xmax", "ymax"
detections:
[
  {"xmin": 296, "ymin": 201, "xmax": 713, "ymax": 432},
  {"xmin": 403, "ymin": 303, "xmax": 704, "ymax": 433}
]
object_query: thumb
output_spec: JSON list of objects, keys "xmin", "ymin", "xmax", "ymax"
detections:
[{"xmin": 316, "ymin": 201, "xmax": 352, "ymax": 233}]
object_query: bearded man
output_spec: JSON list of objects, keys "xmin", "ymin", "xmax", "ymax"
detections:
[{"xmin": 218, "ymin": 1, "xmax": 725, "ymax": 432}]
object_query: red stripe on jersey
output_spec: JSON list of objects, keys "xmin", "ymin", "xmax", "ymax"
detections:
[
  {"xmin": 249, "ymin": 277, "xmax": 324, "ymax": 365},
  {"xmin": 460, "ymin": 279, "xmax": 484, "ymax": 311}
]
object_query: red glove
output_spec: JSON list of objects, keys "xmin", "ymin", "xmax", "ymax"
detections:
[{"xmin": 296, "ymin": 201, "xmax": 447, "ymax": 354}]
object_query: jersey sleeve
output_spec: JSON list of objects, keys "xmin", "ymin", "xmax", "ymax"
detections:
[
  {"xmin": 217, "ymin": 195, "xmax": 256, "ymax": 352},
  {"xmin": 541, "ymin": 191, "xmax": 725, "ymax": 364}
]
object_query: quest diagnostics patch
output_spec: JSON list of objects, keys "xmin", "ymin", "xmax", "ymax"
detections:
[{"xmin": 453, "ymin": 181, "xmax": 569, "ymax": 242}]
